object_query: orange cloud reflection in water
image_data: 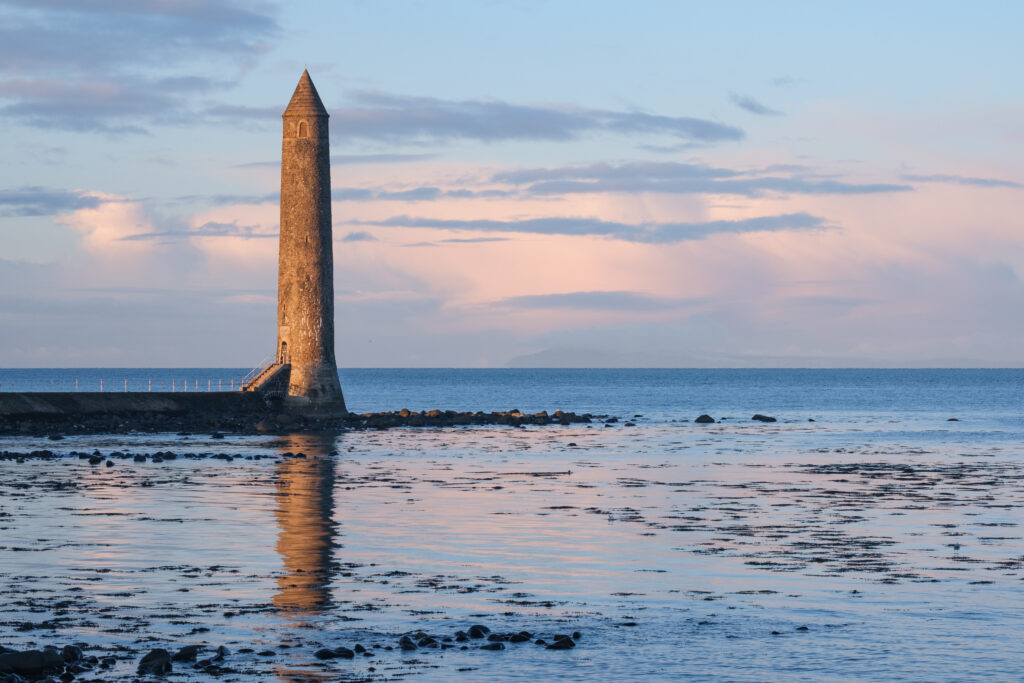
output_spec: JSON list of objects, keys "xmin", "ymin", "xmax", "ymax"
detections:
[{"xmin": 273, "ymin": 433, "xmax": 339, "ymax": 620}]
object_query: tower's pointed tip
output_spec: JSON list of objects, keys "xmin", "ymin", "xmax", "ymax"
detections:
[{"xmin": 284, "ymin": 69, "xmax": 327, "ymax": 117}]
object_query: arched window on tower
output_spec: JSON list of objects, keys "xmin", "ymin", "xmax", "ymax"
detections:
[{"xmin": 298, "ymin": 121, "xmax": 308, "ymax": 138}]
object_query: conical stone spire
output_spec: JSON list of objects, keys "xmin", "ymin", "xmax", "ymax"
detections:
[{"xmin": 283, "ymin": 69, "xmax": 328, "ymax": 117}]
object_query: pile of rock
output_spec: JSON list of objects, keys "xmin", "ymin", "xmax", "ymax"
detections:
[{"xmin": 0, "ymin": 643, "xmax": 101, "ymax": 681}]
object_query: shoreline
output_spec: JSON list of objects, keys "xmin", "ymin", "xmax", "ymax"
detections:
[{"xmin": 0, "ymin": 402, "xmax": 601, "ymax": 437}]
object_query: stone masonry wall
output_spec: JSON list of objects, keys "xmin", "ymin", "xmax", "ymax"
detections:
[{"xmin": 277, "ymin": 74, "xmax": 346, "ymax": 413}]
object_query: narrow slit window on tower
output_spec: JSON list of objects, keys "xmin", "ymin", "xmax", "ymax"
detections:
[{"xmin": 298, "ymin": 121, "xmax": 308, "ymax": 138}]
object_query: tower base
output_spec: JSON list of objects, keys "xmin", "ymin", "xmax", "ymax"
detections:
[{"xmin": 281, "ymin": 394, "xmax": 348, "ymax": 417}]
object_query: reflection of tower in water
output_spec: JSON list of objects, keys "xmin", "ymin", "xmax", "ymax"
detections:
[{"xmin": 273, "ymin": 433, "xmax": 338, "ymax": 615}]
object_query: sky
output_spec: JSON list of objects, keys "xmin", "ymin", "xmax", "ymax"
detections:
[{"xmin": 1, "ymin": 0, "xmax": 1023, "ymax": 368}]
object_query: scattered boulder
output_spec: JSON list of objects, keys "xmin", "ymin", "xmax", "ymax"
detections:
[
  {"xmin": 61, "ymin": 645, "xmax": 83, "ymax": 663},
  {"xmin": 314, "ymin": 648, "xmax": 338, "ymax": 660},
  {"xmin": 546, "ymin": 636, "xmax": 576, "ymax": 650},
  {"xmin": 398, "ymin": 636, "xmax": 417, "ymax": 651},
  {"xmin": 479, "ymin": 642, "xmax": 504, "ymax": 651},
  {"xmin": 752, "ymin": 414, "xmax": 777, "ymax": 423},
  {"xmin": 0, "ymin": 649, "xmax": 65, "ymax": 676},
  {"xmin": 467, "ymin": 625, "xmax": 490, "ymax": 639},
  {"xmin": 333, "ymin": 647, "xmax": 355, "ymax": 659},
  {"xmin": 694, "ymin": 414, "xmax": 715, "ymax": 424},
  {"xmin": 137, "ymin": 648, "xmax": 172, "ymax": 675}
]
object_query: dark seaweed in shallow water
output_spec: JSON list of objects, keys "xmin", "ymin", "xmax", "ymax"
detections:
[{"xmin": 0, "ymin": 409, "xmax": 1023, "ymax": 680}]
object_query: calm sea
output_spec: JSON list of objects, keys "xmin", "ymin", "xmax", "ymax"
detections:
[
  {"xmin": 2, "ymin": 368, "xmax": 1023, "ymax": 680},
  {"xmin": 2, "ymin": 367, "xmax": 1022, "ymax": 418}
]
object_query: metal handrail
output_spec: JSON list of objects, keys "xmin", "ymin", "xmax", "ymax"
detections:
[{"xmin": 240, "ymin": 351, "xmax": 278, "ymax": 385}]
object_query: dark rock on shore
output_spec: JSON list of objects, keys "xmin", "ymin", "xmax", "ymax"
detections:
[
  {"xmin": 480, "ymin": 642, "xmax": 504, "ymax": 651},
  {"xmin": 315, "ymin": 646, "xmax": 354, "ymax": 659},
  {"xmin": 695, "ymin": 414, "xmax": 716, "ymax": 424},
  {"xmin": 172, "ymin": 645, "xmax": 201, "ymax": 662},
  {"xmin": 137, "ymin": 648, "xmax": 172, "ymax": 675},
  {"xmin": 0, "ymin": 648, "xmax": 65, "ymax": 676},
  {"xmin": 60, "ymin": 645, "xmax": 82, "ymax": 663},
  {"xmin": 468, "ymin": 624, "xmax": 490, "ymax": 639},
  {"xmin": 546, "ymin": 636, "xmax": 576, "ymax": 650},
  {"xmin": 752, "ymin": 414, "xmax": 777, "ymax": 422}
]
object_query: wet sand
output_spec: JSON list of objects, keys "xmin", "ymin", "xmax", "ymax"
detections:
[{"xmin": 1, "ymin": 417, "xmax": 1022, "ymax": 680}]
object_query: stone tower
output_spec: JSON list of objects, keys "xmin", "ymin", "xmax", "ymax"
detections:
[{"xmin": 276, "ymin": 70, "xmax": 346, "ymax": 413}]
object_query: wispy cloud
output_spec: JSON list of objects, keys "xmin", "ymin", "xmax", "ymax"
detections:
[
  {"xmin": 496, "ymin": 290, "xmax": 701, "ymax": 312},
  {"xmin": 171, "ymin": 192, "xmax": 279, "ymax": 207},
  {"xmin": 0, "ymin": 0, "xmax": 279, "ymax": 133},
  {"xmin": 237, "ymin": 153, "xmax": 438, "ymax": 169},
  {"xmin": 358, "ymin": 212, "xmax": 829, "ymax": 243},
  {"xmin": 121, "ymin": 220, "xmax": 273, "ymax": 241},
  {"xmin": 729, "ymin": 92, "xmax": 782, "ymax": 116},
  {"xmin": 0, "ymin": 0, "xmax": 277, "ymax": 71},
  {"xmin": 901, "ymin": 173, "xmax": 1022, "ymax": 189},
  {"xmin": 441, "ymin": 237, "xmax": 509, "ymax": 244},
  {"xmin": 0, "ymin": 186, "xmax": 105, "ymax": 216},
  {"xmin": 341, "ymin": 231, "xmax": 376, "ymax": 242},
  {"xmin": 493, "ymin": 161, "xmax": 911, "ymax": 197},
  {"xmin": 333, "ymin": 153, "xmax": 436, "ymax": 165},
  {"xmin": 272, "ymin": 91, "xmax": 745, "ymax": 145},
  {"xmin": 332, "ymin": 186, "xmax": 510, "ymax": 202}
]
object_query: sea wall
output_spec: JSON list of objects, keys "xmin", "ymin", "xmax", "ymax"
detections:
[
  {"xmin": 0, "ymin": 392, "xmax": 599, "ymax": 436},
  {"xmin": 0, "ymin": 392, "xmax": 262, "ymax": 417}
]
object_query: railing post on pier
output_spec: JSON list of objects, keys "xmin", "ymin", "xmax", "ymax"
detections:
[
  {"xmin": 75, "ymin": 379, "xmax": 78, "ymax": 392},
  {"xmin": 124, "ymin": 378, "xmax": 127, "ymax": 392},
  {"xmin": 172, "ymin": 379, "xmax": 175, "ymax": 392},
  {"xmin": 148, "ymin": 379, "xmax": 152, "ymax": 392},
  {"xmin": 100, "ymin": 379, "xmax": 103, "ymax": 392}
]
